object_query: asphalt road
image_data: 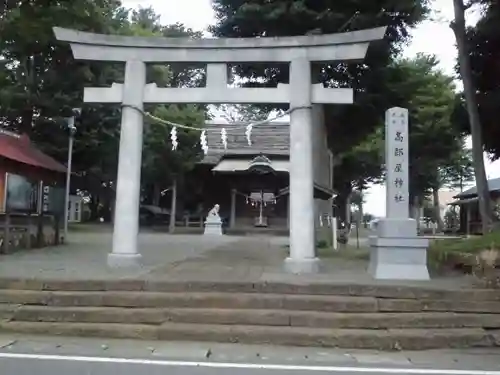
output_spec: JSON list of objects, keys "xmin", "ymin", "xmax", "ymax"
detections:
[{"xmin": 2, "ymin": 353, "xmax": 500, "ymax": 375}]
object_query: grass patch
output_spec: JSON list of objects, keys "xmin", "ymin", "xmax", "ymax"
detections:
[
  {"xmin": 68, "ymin": 223, "xmax": 111, "ymax": 232},
  {"xmin": 317, "ymin": 245, "xmax": 370, "ymax": 260},
  {"xmin": 283, "ymin": 240, "xmax": 370, "ymax": 261},
  {"xmin": 428, "ymin": 230, "xmax": 500, "ymax": 272},
  {"xmin": 429, "ymin": 232, "xmax": 500, "ymax": 253}
]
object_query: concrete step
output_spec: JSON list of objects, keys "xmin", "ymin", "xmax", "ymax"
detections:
[
  {"xmin": 0, "ymin": 320, "xmax": 497, "ymax": 350},
  {"xmin": 0, "ymin": 278, "xmax": 498, "ymax": 301},
  {"xmin": 2, "ymin": 289, "xmax": 500, "ymax": 313},
  {"xmin": 378, "ymin": 298, "xmax": 500, "ymax": 313},
  {"xmin": 0, "ymin": 290, "xmax": 379, "ymax": 312},
  {"xmin": 5, "ymin": 305, "xmax": 500, "ymax": 329}
]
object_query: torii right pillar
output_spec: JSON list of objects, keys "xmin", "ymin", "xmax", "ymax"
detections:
[{"xmin": 368, "ymin": 107, "xmax": 430, "ymax": 280}]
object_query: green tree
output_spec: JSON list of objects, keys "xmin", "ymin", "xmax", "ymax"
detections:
[
  {"xmin": 0, "ymin": 0, "xmax": 131, "ymax": 219},
  {"xmin": 427, "ymin": 146, "xmax": 474, "ymax": 231},
  {"xmin": 141, "ymin": 105, "xmax": 204, "ymax": 206},
  {"xmin": 444, "ymin": 207, "xmax": 460, "ymax": 230},
  {"xmin": 440, "ymin": 148, "xmax": 474, "ymax": 192},
  {"xmin": 385, "ymin": 55, "xmax": 465, "ymax": 228},
  {"xmin": 333, "ymin": 129, "xmax": 384, "ymax": 224},
  {"xmin": 117, "ymin": 7, "xmax": 207, "ymax": 227},
  {"xmin": 451, "ymin": 0, "xmax": 494, "ymax": 233},
  {"xmin": 0, "ymin": 1, "xmax": 207, "ymax": 221},
  {"xmin": 210, "ymin": 0, "xmax": 431, "ymax": 211},
  {"xmin": 465, "ymin": 0, "xmax": 500, "ymax": 158},
  {"xmin": 0, "ymin": 0, "xmax": 129, "ymax": 134}
]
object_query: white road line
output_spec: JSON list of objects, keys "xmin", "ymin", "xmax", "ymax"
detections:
[{"xmin": 0, "ymin": 352, "xmax": 499, "ymax": 375}]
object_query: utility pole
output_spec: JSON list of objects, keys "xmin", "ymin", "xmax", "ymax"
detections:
[{"xmin": 63, "ymin": 108, "xmax": 81, "ymax": 242}]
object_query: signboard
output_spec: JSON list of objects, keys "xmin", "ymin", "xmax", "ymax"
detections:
[
  {"xmin": 4, "ymin": 173, "xmax": 38, "ymax": 212},
  {"xmin": 40, "ymin": 183, "xmax": 65, "ymax": 216}
]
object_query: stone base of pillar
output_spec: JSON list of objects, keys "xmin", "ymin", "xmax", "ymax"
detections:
[
  {"xmin": 204, "ymin": 220, "xmax": 223, "ymax": 235},
  {"xmin": 368, "ymin": 235, "xmax": 430, "ymax": 280},
  {"xmin": 284, "ymin": 257, "xmax": 320, "ymax": 274},
  {"xmin": 107, "ymin": 253, "xmax": 142, "ymax": 268}
]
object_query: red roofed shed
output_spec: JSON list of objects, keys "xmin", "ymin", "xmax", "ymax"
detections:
[{"xmin": 0, "ymin": 129, "xmax": 66, "ymax": 212}]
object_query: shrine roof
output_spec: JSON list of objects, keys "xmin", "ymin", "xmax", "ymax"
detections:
[
  {"xmin": 0, "ymin": 129, "xmax": 67, "ymax": 173},
  {"xmin": 454, "ymin": 177, "xmax": 500, "ymax": 199},
  {"xmin": 201, "ymin": 120, "xmax": 289, "ymax": 165}
]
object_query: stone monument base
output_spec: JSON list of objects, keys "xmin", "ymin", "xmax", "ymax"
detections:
[
  {"xmin": 368, "ymin": 235, "xmax": 430, "ymax": 280},
  {"xmin": 204, "ymin": 220, "xmax": 223, "ymax": 235},
  {"xmin": 284, "ymin": 257, "xmax": 320, "ymax": 274},
  {"xmin": 107, "ymin": 252, "xmax": 142, "ymax": 268}
]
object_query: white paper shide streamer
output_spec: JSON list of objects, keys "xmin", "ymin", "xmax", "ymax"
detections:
[
  {"xmin": 200, "ymin": 130, "xmax": 208, "ymax": 154},
  {"xmin": 221, "ymin": 128, "xmax": 228, "ymax": 149},
  {"xmin": 245, "ymin": 124, "xmax": 252, "ymax": 146},
  {"xmin": 170, "ymin": 126, "xmax": 178, "ymax": 150}
]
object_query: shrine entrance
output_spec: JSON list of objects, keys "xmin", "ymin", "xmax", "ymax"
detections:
[{"xmin": 54, "ymin": 26, "xmax": 386, "ymax": 273}]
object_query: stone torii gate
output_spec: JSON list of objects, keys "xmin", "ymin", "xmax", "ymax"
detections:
[{"xmin": 54, "ymin": 26, "xmax": 386, "ymax": 272}]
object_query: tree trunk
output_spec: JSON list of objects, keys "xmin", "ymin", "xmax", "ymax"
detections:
[
  {"xmin": 169, "ymin": 179, "xmax": 177, "ymax": 233},
  {"xmin": 452, "ymin": 0, "xmax": 493, "ymax": 234},
  {"xmin": 412, "ymin": 195, "xmax": 421, "ymax": 231},
  {"xmin": 110, "ymin": 197, "xmax": 116, "ymax": 224},
  {"xmin": 89, "ymin": 196, "xmax": 100, "ymax": 221},
  {"xmin": 345, "ymin": 192, "xmax": 352, "ymax": 227},
  {"xmin": 334, "ymin": 187, "xmax": 350, "ymax": 223},
  {"xmin": 432, "ymin": 187, "xmax": 444, "ymax": 232},
  {"xmin": 152, "ymin": 183, "xmax": 161, "ymax": 206},
  {"xmin": 357, "ymin": 191, "xmax": 364, "ymax": 228},
  {"xmin": 109, "ymin": 182, "xmax": 117, "ymax": 224}
]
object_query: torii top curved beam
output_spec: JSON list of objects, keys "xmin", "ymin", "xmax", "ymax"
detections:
[{"xmin": 53, "ymin": 26, "xmax": 387, "ymax": 63}]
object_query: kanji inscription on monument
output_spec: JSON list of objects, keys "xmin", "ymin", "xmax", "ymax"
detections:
[{"xmin": 386, "ymin": 107, "xmax": 409, "ymax": 219}]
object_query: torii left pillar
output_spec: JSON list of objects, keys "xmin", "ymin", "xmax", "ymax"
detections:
[{"xmin": 108, "ymin": 60, "xmax": 146, "ymax": 267}]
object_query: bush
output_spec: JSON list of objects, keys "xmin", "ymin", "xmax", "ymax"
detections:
[{"xmin": 428, "ymin": 231, "xmax": 500, "ymax": 286}]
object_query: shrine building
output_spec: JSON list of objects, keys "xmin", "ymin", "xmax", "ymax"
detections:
[{"xmin": 193, "ymin": 120, "xmax": 336, "ymax": 234}]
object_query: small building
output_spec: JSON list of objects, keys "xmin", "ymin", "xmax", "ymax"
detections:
[
  {"xmin": 191, "ymin": 120, "xmax": 336, "ymax": 236},
  {"xmin": 0, "ymin": 129, "xmax": 66, "ymax": 214},
  {"xmin": 68, "ymin": 195, "xmax": 84, "ymax": 223},
  {"xmin": 448, "ymin": 177, "xmax": 500, "ymax": 234}
]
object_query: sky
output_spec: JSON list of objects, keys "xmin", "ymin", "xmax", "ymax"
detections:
[{"xmin": 122, "ymin": 0, "xmax": 500, "ymax": 216}]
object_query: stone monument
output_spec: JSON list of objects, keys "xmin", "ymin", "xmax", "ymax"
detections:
[
  {"xmin": 368, "ymin": 107, "xmax": 430, "ymax": 280},
  {"xmin": 204, "ymin": 204, "xmax": 223, "ymax": 235}
]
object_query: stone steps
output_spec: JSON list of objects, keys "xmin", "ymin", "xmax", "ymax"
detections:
[
  {"xmin": 1, "ymin": 278, "xmax": 500, "ymax": 350},
  {"xmin": 0, "ymin": 278, "xmax": 498, "ymax": 301},
  {"xmin": 0, "ymin": 290, "xmax": 378, "ymax": 312},
  {"xmin": 2, "ymin": 289, "xmax": 500, "ymax": 313},
  {"xmin": 0, "ymin": 321, "xmax": 497, "ymax": 350},
  {"xmin": 4, "ymin": 305, "xmax": 500, "ymax": 329}
]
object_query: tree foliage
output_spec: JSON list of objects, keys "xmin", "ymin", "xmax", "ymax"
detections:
[
  {"xmin": 210, "ymin": 0, "xmax": 431, "ymax": 212},
  {"xmin": 386, "ymin": 55, "xmax": 462, "ymax": 200},
  {"xmin": 451, "ymin": 0, "xmax": 499, "ymax": 158},
  {"xmin": 0, "ymin": 1, "xmax": 206, "ymax": 220},
  {"xmin": 451, "ymin": 0, "xmax": 496, "ymax": 233},
  {"xmin": 210, "ymin": 0, "xmax": 431, "ymax": 151}
]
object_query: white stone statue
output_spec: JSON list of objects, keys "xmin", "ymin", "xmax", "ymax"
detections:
[
  {"xmin": 207, "ymin": 204, "xmax": 220, "ymax": 220},
  {"xmin": 204, "ymin": 204, "xmax": 222, "ymax": 235}
]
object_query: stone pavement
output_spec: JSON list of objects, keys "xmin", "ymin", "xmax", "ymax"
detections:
[
  {"xmin": 0, "ymin": 227, "xmax": 476, "ymax": 288},
  {"xmin": 0, "ymin": 229, "xmax": 239, "ymax": 280},
  {"xmin": 1, "ymin": 334, "xmax": 500, "ymax": 370}
]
